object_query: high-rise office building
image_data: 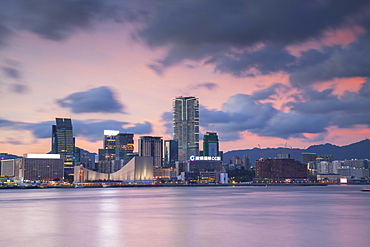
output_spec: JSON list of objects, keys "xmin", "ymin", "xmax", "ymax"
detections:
[
  {"xmin": 138, "ymin": 136, "xmax": 163, "ymax": 167},
  {"xmin": 164, "ymin": 140, "xmax": 178, "ymax": 167},
  {"xmin": 203, "ymin": 132, "xmax": 219, "ymax": 156},
  {"xmin": 100, "ymin": 131, "xmax": 134, "ymax": 162},
  {"xmin": 52, "ymin": 118, "xmax": 75, "ymax": 175},
  {"xmin": 115, "ymin": 133, "xmax": 134, "ymax": 162},
  {"xmin": 98, "ymin": 131, "xmax": 135, "ymax": 172},
  {"xmin": 173, "ymin": 96, "xmax": 199, "ymax": 161},
  {"xmin": 243, "ymin": 155, "xmax": 251, "ymax": 170},
  {"xmin": 101, "ymin": 130, "xmax": 120, "ymax": 161}
]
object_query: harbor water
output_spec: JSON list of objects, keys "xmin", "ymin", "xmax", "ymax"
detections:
[{"xmin": 0, "ymin": 185, "xmax": 369, "ymax": 247}]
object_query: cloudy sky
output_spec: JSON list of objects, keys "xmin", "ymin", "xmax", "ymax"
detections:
[{"xmin": 1, "ymin": 0, "xmax": 370, "ymax": 155}]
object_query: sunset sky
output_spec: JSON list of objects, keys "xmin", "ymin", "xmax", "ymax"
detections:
[{"xmin": 1, "ymin": 0, "xmax": 370, "ymax": 156}]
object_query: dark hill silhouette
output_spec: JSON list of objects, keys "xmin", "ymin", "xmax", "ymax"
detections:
[{"xmin": 223, "ymin": 139, "xmax": 370, "ymax": 165}]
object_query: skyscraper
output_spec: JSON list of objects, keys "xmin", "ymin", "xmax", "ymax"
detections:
[
  {"xmin": 101, "ymin": 130, "xmax": 120, "ymax": 161},
  {"xmin": 138, "ymin": 136, "xmax": 163, "ymax": 167},
  {"xmin": 115, "ymin": 133, "xmax": 134, "ymax": 162},
  {"xmin": 164, "ymin": 140, "xmax": 178, "ymax": 167},
  {"xmin": 203, "ymin": 132, "xmax": 219, "ymax": 156},
  {"xmin": 52, "ymin": 118, "xmax": 75, "ymax": 175},
  {"xmin": 173, "ymin": 96, "xmax": 199, "ymax": 161},
  {"xmin": 98, "ymin": 131, "xmax": 135, "ymax": 172}
]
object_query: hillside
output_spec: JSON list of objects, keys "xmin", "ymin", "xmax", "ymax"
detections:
[{"xmin": 223, "ymin": 139, "xmax": 370, "ymax": 164}]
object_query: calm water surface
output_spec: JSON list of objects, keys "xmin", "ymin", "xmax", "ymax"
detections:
[{"xmin": 0, "ymin": 185, "xmax": 369, "ymax": 247}]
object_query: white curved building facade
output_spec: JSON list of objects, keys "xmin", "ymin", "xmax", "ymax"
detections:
[{"xmin": 74, "ymin": 156, "xmax": 153, "ymax": 183}]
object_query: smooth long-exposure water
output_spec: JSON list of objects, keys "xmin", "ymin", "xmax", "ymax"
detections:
[{"xmin": 1, "ymin": 185, "xmax": 369, "ymax": 247}]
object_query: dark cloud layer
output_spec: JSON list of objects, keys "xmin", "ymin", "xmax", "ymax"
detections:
[
  {"xmin": 138, "ymin": 0, "xmax": 370, "ymax": 82},
  {"xmin": 0, "ymin": 0, "xmax": 128, "ymax": 45},
  {"xmin": 0, "ymin": 118, "xmax": 153, "ymax": 143},
  {"xmin": 56, "ymin": 86, "xmax": 125, "ymax": 114},
  {"xmin": 288, "ymin": 79, "xmax": 370, "ymax": 128},
  {"xmin": 2, "ymin": 0, "xmax": 370, "ymax": 87},
  {"xmin": 250, "ymin": 83, "xmax": 290, "ymax": 101},
  {"xmin": 289, "ymin": 34, "xmax": 370, "ymax": 86},
  {"xmin": 207, "ymin": 45, "xmax": 296, "ymax": 77},
  {"xmin": 141, "ymin": 0, "xmax": 368, "ymax": 48}
]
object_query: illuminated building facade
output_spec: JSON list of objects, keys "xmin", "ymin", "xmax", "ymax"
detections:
[
  {"xmin": 101, "ymin": 130, "xmax": 120, "ymax": 161},
  {"xmin": 154, "ymin": 167, "xmax": 177, "ymax": 180},
  {"xmin": 99, "ymin": 131, "xmax": 134, "ymax": 162},
  {"xmin": 177, "ymin": 155, "xmax": 224, "ymax": 174},
  {"xmin": 173, "ymin": 96, "xmax": 199, "ymax": 161},
  {"xmin": 115, "ymin": 133, "xmax": 134, "ymax": 162},
  {"xmin": 74, "ymin": 156, "xmax": 154, "ymax": 183},
  {"xmin": 52, "ymin": 118, "xmax": 75, "ymax": 175},
  {"xmin": 180, "ymin": 171, "xmax": 228, "ymax": 184},
  {"xmin": 138, "ymin": 136, "xmax": 163, "ymax": 167}
]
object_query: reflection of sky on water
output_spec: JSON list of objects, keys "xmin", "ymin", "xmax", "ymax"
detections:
[{"xmin": 0, "ymin": 186, "xmax": 369, "ymax": 247}]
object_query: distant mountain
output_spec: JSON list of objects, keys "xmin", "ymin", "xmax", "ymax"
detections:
[
  {"xmin": 223, "ymin": 139, "xmax": 370, "ymax": 164},
  {"xmin": 0, "ymin": 153, "xmax": 21, "ymax": 160}
]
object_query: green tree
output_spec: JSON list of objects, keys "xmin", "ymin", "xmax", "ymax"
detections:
[{"xmin": 228, "ymin": 169, "xmax": 255, "ymax": 182}]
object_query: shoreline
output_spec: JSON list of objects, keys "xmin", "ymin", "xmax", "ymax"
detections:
[{"xmin": 0, "ymin": 182, "xmax": 330, "ymax": 189}]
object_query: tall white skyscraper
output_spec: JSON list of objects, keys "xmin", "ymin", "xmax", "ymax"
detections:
[{"xmin": 173, "ymin": 96, "xmax": 199, "ymax": 161}]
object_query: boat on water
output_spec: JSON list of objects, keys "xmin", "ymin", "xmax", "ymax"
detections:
[
  {"xmin": 361, "ymin": 186, "xmax": 370, "ymax": 192},
  {"xmin": 74, "ymin": 184, "xmax": 85, "ymax": 188}
]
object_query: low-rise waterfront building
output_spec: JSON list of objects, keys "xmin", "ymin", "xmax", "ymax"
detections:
[
  {"xmin": 337, "ymin": 167, "xmax": 369, "ymax": 178},
  {"xmin": 180, "ymin": 171, "xmax": 228, "ymax": 184},
  {"xmin": 154, "ymin": 167, "xmax": 177, "ymax": 181},
  {"xmin": 20, "ymin": 154, "xmax": 64, "ymax": 182},
  {"xmin": 254, "ymin": 158, "xmax": 307, "ymax": 183}
]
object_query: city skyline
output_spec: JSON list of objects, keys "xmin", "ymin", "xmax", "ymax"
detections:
[{"xmin": 1, "ymin": 1, "xmax": 370, "ymax": 156}]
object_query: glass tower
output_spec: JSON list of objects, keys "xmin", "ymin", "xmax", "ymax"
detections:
[
  {"xmin": 115, "ymin": 133, "xmax": 134, "ymax": 163},
  {"xmin": 173, "ymin": 96, "xmax": 199, "ymax": 161},
  {"xmin": 52, "ymin": 118, "xmax": 75, "ymax": 175},
  {"xmin": 164, "ymin": 140, "xmax": 178, "ymax": 167}
]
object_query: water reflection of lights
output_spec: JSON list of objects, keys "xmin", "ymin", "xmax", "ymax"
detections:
[{"xmin": 97, "ymin": 197, "xmax": 122, "ymax": 246}]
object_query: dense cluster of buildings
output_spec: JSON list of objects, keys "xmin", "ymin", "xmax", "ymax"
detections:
[
  {"xmin": 303, "ymin": 153, "xmax": 369, "ymax": 183},
  {"xmin": 1, "ymin": 96, "xmax": 369, "ymax": 185},
  {"xmin": 1, "ymin": 96, "xmax": 227, "ymax": 184}
]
